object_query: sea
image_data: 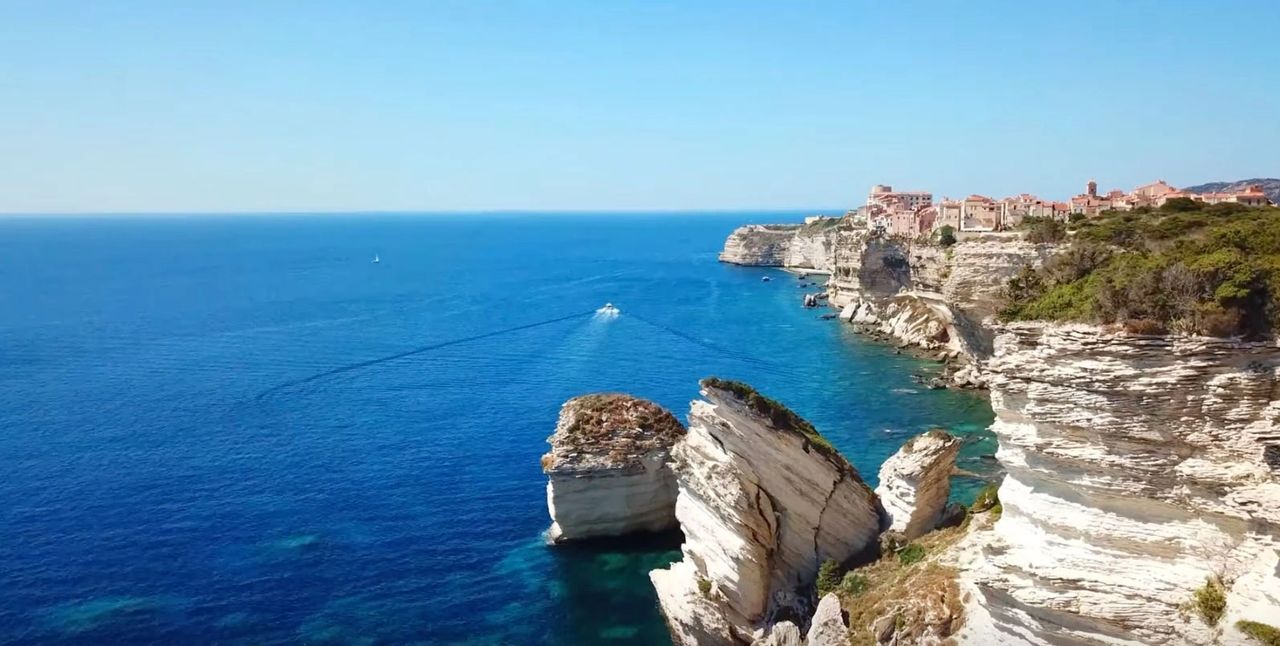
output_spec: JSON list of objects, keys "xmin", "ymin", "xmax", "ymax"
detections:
[{"xmin": 0, "ymin": 213, "xmax": 996, "ymax": 645}]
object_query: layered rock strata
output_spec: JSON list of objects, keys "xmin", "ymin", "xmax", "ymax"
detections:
[
  {"xmin": 875, "ymin": 430, "xmax": 962, "ymax": 540},
  {"xmin": 542, "ymin": 394, "xmax": 685, "ymax": 542},
  {"xmin": 719, "ymin": 219, "xmax": 846, "ymax": 271},
  {"xmin": 956, "ymin": 323, "xmax": 1280, "ymax": 645},
  {"xmin": 827, "ymin": 231, "xmax": 1056, "ymax": 386},
  {"xmin": 719, "ymin": 224, "xmax": 803, "ymax": 266},
  {"xmin": 650, "ymin": 378, "xmax": 882, "ymax": 645}
]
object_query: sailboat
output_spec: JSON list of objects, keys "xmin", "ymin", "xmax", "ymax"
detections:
[{"xmin": 371, "ymin": 254, "xmax": 380, "ymax": 264}]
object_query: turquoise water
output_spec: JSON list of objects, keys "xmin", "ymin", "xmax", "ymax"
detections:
[{"xmin": 0, "ymin": 214, "xmax": 995, "ymax": 644}]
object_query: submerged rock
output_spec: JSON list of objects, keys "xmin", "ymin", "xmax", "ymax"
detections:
[
  {"xmin": 542, "ymin": 394, "xmax": 685, "ymax": 543},
  {"xmin": 875, "ymin": 430, "xmax": 961, "ymax": 540},
  {"xmin": 650, "ymin": 378, "xmax": 881, "ymax": 645}
]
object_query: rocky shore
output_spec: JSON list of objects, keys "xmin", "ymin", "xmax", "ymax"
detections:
[
  {"xmin": 720, "ymin": 217, "xmax": 1056, "ymax": 387},
  {"xmin": 539, "ymin": 221, "xmax": 1280, "ymax": 645},
  {"xmin": 545, "ymin": 380, "xmax": 970, "ymax": 645}
]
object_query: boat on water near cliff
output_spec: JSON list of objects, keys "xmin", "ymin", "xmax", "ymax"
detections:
[{"xmin": 597, "ymin": 302, "xmax": 620, "ymax": 316}]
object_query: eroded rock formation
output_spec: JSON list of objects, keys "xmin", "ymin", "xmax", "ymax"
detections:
[
  {"xmin": 650, "ymin": 378, "xmax": 882, "ymax": 645},
  {"xmin": 719, "ymin": 224, "xmax": 804, "ymax": 266},
  {"xmin": 804, "ymin": 593, "xmax": 848, "ymax": 646},
  {"xmin": 876, "ymin": 430, "xmax": 961, "ymax": 540},
  {"xmin": 955, "ymin": 323, "xmax": 1280, "ymax": 645},
  {"xmin": 542, "ymin": 394, "xmax": 685, "ymax": 542},
  {"xmin": 826, "ymin": 230, "xmax": 1056, "ymax": 386},
  {"xmin": 719, "ymin": 219, "xmax": 846, "ymax": 271}
]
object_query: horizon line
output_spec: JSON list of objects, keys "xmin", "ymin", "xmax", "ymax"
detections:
[{"xmin": 0, "ymin": 207, "xmax": 848, "ymax": 218}]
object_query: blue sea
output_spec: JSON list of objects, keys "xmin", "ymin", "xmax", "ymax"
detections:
[{"xmin": 0, "ymin": 214, "xmax": 995, "ymax": 645}]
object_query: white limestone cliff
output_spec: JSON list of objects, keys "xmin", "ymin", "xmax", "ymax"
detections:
[
  {"xmin": 719, "ymin": 224, "xmax": 803, "ymax": 266},
  {"xmin": 954, "ymin": 323, "xmax": 1280, "ymax": 645},
  {"xmin": 650, "ymin": 379, "xmax": 883, "ymax": 645},
  {"xmin": 827, "ymin": 231, "xmax": 1056, "ymax": 387},
  {"xmin": 542, "ymin": 394, "xmax": 685, "ymax": 542},
  {"xmin": 876, "ymin": 430, "xmax": 962, "ymax": 540},
  {"xmin": 719, "ymin": 219, "xmax": 845, "ymax": 271},
  {"xmin": 804, "ymin": 593, "xmax": 849, "ymax": 646}
]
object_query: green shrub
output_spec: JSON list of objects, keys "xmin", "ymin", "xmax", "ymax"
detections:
[
  {"xmin": 816, "ymin": 558, "xmax": 843, "ymax": 597},
  {"xmin": 937, "ymin": 225, "xmax": 956, "ymax": 248},
  {"xmin": 1001, "ymin": 203, "xmax": 1280, "ymax": 337},
  {"xmin": 897, "ymin": 543, "xmax": 926, "ymax": 566},
  {"xmin": 697, "ymin": 577, "xmax": 712, "ymax": 598},
  {"xmin": 1238, "ymin": 620, "xmax": 1280, "ymax": 645},
  {"xmin": 971, "ymin": 482, "xmax": 1000, "ymax": 512},
  {"xmin": 700, "ymin": 377, "xmax": 836, "ymax": 455},
  {"xmin": 1161, "ymin": 196, "xmax": 1203, "ymax": 212},
  {"xmin": 1191, "ymin": 577, "xmax": 1227, "ymax": 626},
  {"xmin": 1023, "ymin": 216, "xmax": 1067, "ymax": 244},
  {"xmin": 839, "ymin": 571, "xmax": 869, "ymax": 597}
]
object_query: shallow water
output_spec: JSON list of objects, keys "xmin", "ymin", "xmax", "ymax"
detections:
[{"xmin": 0, "ymin": 213, "xmax": 994, "ymax": 644}]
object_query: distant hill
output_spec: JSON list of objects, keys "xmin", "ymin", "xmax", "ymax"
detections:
[{"xmin": 1184, "ymin": 178, "xmax": 1280, "ymax": 205}]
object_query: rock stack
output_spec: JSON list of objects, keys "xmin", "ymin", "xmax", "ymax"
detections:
[
  {"xmin": 875, "ymin": 430, "xmax": 961, "ymax": 541},
  {"xmin": 649, "ymin": 378, "xmax": 883, "ymax": 645},
  {"xmin": 542, "ymin": 394, "xmax": 685, "ymax": 543}
]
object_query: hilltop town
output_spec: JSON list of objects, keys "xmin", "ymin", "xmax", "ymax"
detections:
[{"xmin": 858, "ymin": 179, "xmax": 1273, "ymax": 237}]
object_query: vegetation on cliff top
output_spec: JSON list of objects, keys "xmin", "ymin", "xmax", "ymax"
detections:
[
  {"xmin": 700, "ymin": 377, "xmax": 836, "ymax": 454},
  {"xmin": 542, "ymin": 393, "xmax": 685, "ymax": 471},
  {"xmin": 835, "ymin": 522, "xmax": 971, "ymax": 646},
  {"xmin": 1237, "ymin": 620, "xmax": 1280, "ymax": 645},
  {"xmin": 1001, "ymin": 201, "xmax": 1280, "ymax": 337}
]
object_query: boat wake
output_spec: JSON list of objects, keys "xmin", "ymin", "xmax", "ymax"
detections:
[{"xmin": 255, "ymin": 308, "xmax": 598, "ymax": 401}]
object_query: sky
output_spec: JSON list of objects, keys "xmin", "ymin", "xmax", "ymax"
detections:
[{"xmin": 1, "ymin": 0, "xmax": 1277, "ymax": 213}]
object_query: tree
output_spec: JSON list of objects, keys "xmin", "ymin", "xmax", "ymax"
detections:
[{"xmin": 816, "ymin": 559, "xmax": 843, "ymax": 596}]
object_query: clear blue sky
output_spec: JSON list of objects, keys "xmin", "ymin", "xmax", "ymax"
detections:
[{"xmin": 2, "ymin": 0, "xmax": 1277, "ymax": 213}]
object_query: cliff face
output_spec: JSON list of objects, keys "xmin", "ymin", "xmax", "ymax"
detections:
[
  {"xmin": 719, "ymin": 224, "xmax": 803, "ymax": 266},
  {"xmin": 957, "ymin": 324, "xmax": 1280, "ymax": 645},
  {"xmin": 876, "ymin": 430, "xmax": 961, "ymax": 541},
  {"xmin": 828, "ymin": 231, "xmax": 1056, "ymax": 385},
  {"xmin": 650, "ymin": 380, "xmax": 882, "ymax": 645},
  {"xmin": 543, "ymin": 394, "xmax": 685, "ymax": 542},
  {"xmin": 719, "ymin": 219, "xmax": 845, "ymax": 271}
]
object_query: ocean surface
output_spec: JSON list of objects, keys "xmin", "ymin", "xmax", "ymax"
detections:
[{"xmin": 0, "ymin": 213, "xmax": 996, "ymax": 645}]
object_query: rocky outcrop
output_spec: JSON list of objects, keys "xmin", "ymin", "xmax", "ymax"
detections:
[
  {"xmin": 650, "ymin": 378, "xmax": 883, "ymax": 645},
  {"xmin": 783, "ymin": 220, "xmax": 842, "ymax": 272},
  {"xmin": 542, "ymin": 394, "xmax": 685, "ymax": 542},
  {"xmin": 955, "ymin": 323, "xmax": 1280, "ymax": 645},
  {"xmin": 827, "ymin": 231, "xmax": 1057, "ymax": 386},
  {"xmin": 719, "ymin": 218, "xmax": 846, "ymax": 271},
  {"xmin": 752, "ymin": 621, "xmax": 803, "ymax": 646},
  {"xmin": 720, "ymin": 224, "xmax": 803, "ymax": 266},
  {"xmin": 804, "ymin": 594, "xmax": 848, "ymax": 646},
  {"xmin": 875, "ymin": 430, "xmax": 962, "ymax": 540}
]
